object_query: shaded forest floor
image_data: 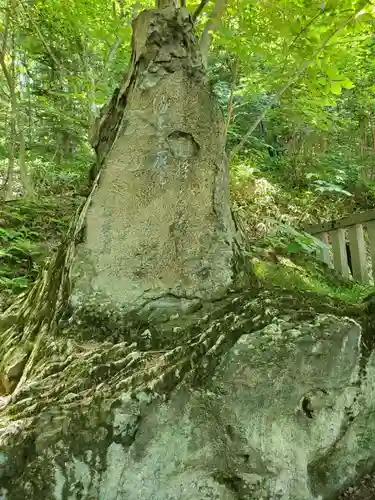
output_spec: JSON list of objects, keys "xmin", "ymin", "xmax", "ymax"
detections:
[{"xmin": 0, "ymin": 194, "xmax": 84, "ymax": 311}]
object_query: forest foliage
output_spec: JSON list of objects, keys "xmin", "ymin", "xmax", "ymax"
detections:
[{"xmin": 0, "ymin": 0, "xmax": 374, "ymax": 302}]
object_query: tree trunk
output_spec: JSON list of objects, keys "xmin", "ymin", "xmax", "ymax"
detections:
[
  {"xmin": 1, "ymin": 5, "xmax": 374, "ymax": 500},
  {"xmin": 18, "ymin": 127, "xmax": 34, "ymax": 197}
]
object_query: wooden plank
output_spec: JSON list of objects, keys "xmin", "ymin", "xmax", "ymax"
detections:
[
  {"xmin": 347, "ymin": 224, "xmax": 369, "ymax": 284},
  {"xmin": 315, "ymin": 232, "xmax": 332, "ymax": 268},
  {"xmin": 331, "ymin": 229, "xmax": 349, "ymax": 279},
  {"xmin": 366, "ymin": 220, "xmax": 375, "ymax": 281},
  {"xmin": 305, "ymin": 208, "xmax": 375, "ymax": 235}
]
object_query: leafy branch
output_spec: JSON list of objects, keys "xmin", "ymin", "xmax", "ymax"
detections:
[
  {"xmin": 228, "ymin": 3, "xmax": 371, "ymax": 162},
  {"xmin": 192, "ymin": 0, "xmax": 210, "ymax": 22}
]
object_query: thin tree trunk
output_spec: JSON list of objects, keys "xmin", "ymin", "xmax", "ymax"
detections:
[
  {"xmin": 4, "ymin": 41, "xmax": 17, "ymax": 201},
  {"xmin": 18, "ymin": 55, "xmax": 34, "ymax": 197},
  {"xmin": 371, "ymin": 116, "xmax": 375, "ymax": 180},
  {"xmin": 18, "ymin": 127, "xmax": 34, "ymax": 197},
  {"xmin": 224, "ymin": 58, "xmax": 238, "ymax": 140},
  {"xmin": 200, "ymin": 0, "xmax": 227, "ymax": 68}
]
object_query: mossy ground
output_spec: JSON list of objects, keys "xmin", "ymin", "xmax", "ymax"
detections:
[{"xmin": 253, "ymin": 253, "xmax": 373, "ymax": 305}]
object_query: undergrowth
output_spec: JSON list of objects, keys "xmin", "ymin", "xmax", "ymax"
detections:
[
  {"xmin": 230, "ymin": 159, "xmax": 374, "ymax": 305},
  {"xmin": 0, "ymin": 195, "xmax": 83, "ymax": 310}
]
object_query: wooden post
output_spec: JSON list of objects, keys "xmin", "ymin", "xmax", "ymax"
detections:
[
  {"xmin": 347, "ymin": 224, "xmax": 368, "ymax": 284},
  {"xmin": 316, "ymin": 232, "xmax": 332, "ymax": 268},
  {"xmin": 367, "ymin": 220, "xmax": 375, "ymax": 281},
  {"xmin": 331, "ymin": 229, "xmax": 349, "ymax": 279}
]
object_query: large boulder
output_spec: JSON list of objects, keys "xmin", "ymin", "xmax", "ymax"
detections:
[
  {"xmin": 71, "ymin": 6, "xmax": 238, "ymax": 316},
  {"xmin": 0, "ymin": 290, "xmax": 373, "ymax": 500}
]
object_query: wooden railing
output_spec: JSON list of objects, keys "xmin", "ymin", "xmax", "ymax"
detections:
[{"xmin": 305, "ymin": 209, "xmax": 375, "ymax": 284}]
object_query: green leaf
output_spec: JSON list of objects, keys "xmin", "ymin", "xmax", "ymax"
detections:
[
  {"xmin": 330, "ymin": 82, "xmax": 342, "ymax": 95},
  {"xmin": 287, "ymin": 242, "xmax": 302, "ymax": 254},
  {"xmin": 341, "ymin": 77, "xmax": 354, "ymax": 89}
]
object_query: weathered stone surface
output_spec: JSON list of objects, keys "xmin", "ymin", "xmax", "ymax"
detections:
[
  {"xmin": 310, "ymin": 349, "xmax": 375, "ymax": 499},
  {"xmin": 1, "ymin": 304, "xmax": 373, "ymax": 500},
  {"xmin": 70, "ymin": 6, "xmax": 237, "ymax": 315}
]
